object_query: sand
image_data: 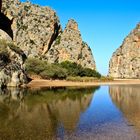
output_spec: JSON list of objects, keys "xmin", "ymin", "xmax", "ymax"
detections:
[{"xmin": 27, "ymin": 79, "xmax": 140, "ymax": 88}]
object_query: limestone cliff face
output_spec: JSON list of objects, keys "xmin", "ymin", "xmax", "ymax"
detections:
[
  {"xmin": 109, "ymin": 23, "xmax": 140, "ymax": 78},
  {"xmin": 2, "ymin": 0, "xmax": 62, "ymax": 57},
  {"xmin": 1, "ymin": 0, "xmax": 96, "ymax": 70},
  {"xmin": 45, "ymin": 19, "xmax": 96, "ymax": 69},
  {"xmin": 0, "ymin": 32, "xmax": 28, "ymax": 87}
]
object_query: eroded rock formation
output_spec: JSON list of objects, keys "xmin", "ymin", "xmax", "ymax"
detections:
[
  {"xmin": 2, "ymin": 0, "xmax": 96, "ymax": 70},
  {"xmin": 0, "ymin": 37, "xmax": 28, "ymax": 88},
  {"xmin": 2, "ymin": 0, "xmax": 62, "ymax": 57},
  {"xmin": 46, "ymin": 19, "xmax": 96, "ymax": 69},
  {"xmin": 109, "ymin": 23, "xmax": 140, "ymax": 78}
]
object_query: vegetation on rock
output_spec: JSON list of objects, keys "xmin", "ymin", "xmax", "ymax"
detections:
[{"xmin": 0, "ymin": 39, "xmax": 28, "ymax": 88}]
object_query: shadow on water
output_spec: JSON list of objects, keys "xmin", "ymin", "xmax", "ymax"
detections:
[
  {"xmin": 109, "ymin": 85, "xmax": 140, "ymax": 135},
  {"xmin": 0, "ymin": 86, "xmax": 99, "ymax": 140}
]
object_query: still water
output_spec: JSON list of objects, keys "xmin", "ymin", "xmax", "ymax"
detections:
[{"xmin": 0, "ymin": 85, "xmax": 140, "ymax": 140}]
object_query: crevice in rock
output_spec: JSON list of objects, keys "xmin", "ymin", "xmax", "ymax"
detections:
[
  {"xmin": 0, "ymin": 12, "xmax": 13, "ymax": 39},
  {"xmin": 46, "ymin": 22, "xmax": 61, "ymax": 53}
]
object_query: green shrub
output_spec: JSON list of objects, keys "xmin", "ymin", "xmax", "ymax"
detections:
[
  {"xmin": 40, "ymin": 64, "xmax": 67, "ymax": 80},
  {"xmin": 100, "ymin": 76, "xmax": 114, "ymax": 81},
  {"xmin": 54, "ymin": 36, "xmax": 61, "ymax": 45},
  {"xmin": 25, "ymin": 58, "xmax": 67, "ymax": 79},
  {"xmin": 25, "ymin": 58, "xmax": 102, "ymax": 80},
  {"xmin": 60, "ymin": 61, "xmax": 101, "ymax": 78},
  {"xmin": 60, "ymin": 61, "xmax": 83, "ymax": 76},
  {"xmin": 25, "ymin": 58, "xmax": 47, "ymax": 74},
  {"xmin": 79, "ymin": 68, "xmax": 101, "ymax": 78}
]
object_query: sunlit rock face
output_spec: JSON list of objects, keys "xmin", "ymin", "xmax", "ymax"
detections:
[
  {"xmin": 109, "ymin": 85, "xmax": 140, "ymax": 133},
  {"xmin": 1, "ymin": 1, "xmax": 96, "ymax": 69},
  {"xmin": 2, "ymin": 0, "xmax": 61, "ymax": 57},
  {"xmin": 46, "ymin": 19, "xmax": 96, "ymax": 69},
  {"xmin": 0, "ymin": 39, "xmax": 28, "ymax": 88},
  {"xmin": 109, "ymin": 23, "xmax": 140, "ymax": 78},
  {"xmin": 0, "ymin": 87, "xmax": 98, "ymax": 140}
]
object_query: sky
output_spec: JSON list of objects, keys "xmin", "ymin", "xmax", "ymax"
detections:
[{"xmin": 22, "ymin": 0, "xmax": 140, "ymax": 75}]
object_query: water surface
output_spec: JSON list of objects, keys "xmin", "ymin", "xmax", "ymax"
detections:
[{"xmin": 0, "ymin": 85, "xmax": 140, "ymax": 140}]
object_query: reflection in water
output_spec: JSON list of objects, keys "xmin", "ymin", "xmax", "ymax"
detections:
[
  {"xmin": 109, "ymin": 85, "xmax": 140, "ymax": 134},
  {"xmin": 0, "ymin": 87, "xmax": 98, "ymax": 140}
]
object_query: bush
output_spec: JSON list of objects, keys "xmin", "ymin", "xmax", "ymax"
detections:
[
  {"xmin": 54, "ymin": 36, "xmax": 61, "ymax": 45},
  {"xmin": 25, "ymin": 58, "xmax": 102, "ymax": 80},
  {"xmin": 25, "ymin": 58, "xmax": 47, "ymax": 74},
  {"xmin": 25, "ymin": 58, "xmax": 67, "ymax": 79},
  {"xmin": 60, "ymin": 61, "xmax": 83, "ymax": 76},
  {"xmin": 100, "ymin": 76, "xmax": 114, "ymax": 81},
  {"xmin": 79, "ymin": 68, "xmax": 101, "ymax": 78},
  {"xmin": 40, "ymin": 64, "xmax": 67, "ymax": 80},
  {"xmin": 60, "ymin": 61, "xmax": 101, "ymax": 78}
]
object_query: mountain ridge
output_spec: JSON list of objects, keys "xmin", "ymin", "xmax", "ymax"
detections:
[{"xmin": 1, "ymin": 0, "xmax": 96, "ymax": 70}]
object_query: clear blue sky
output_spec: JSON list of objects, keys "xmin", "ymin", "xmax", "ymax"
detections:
[{"xmin": 22, "ymin": 0, "xmax": 140, "ymax": 75}]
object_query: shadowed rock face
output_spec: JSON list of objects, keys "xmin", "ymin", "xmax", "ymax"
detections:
[
  {"xmin": 109, "ymin": 85, "xmax": 140, "ymax": 133},
  {"xmin": 0, "ymin": 13, "xmax": 13, "ymax": 39},
  {"xmin": 0, "ymin": 87, "xmax": 98, "ymax": 140},
  {"xmin": 0, "ymin": 0, "xmax": 13, "ymax": 39},
  {"xmin": 0, "ymin": 0, "xmax": 2, "ymax": 12},
  {"xmin": 109, "ymin": 23, "xmax": 140, "ymax": 78},
  {"xmin": 0, "ymin": 39, "xmax": 28, "ymax": 88}
]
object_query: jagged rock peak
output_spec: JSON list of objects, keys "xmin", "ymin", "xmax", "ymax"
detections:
[
  {"xmin": 66, "ymin": 19, "xmax": 78, "ymax": 30},
  {"xmin": 109, "ymin": 23, "xmax": 140, "ymax": 78},
  {"xmin": 1, "ymin": 0, "xmax": 96, "ymax": 70},
  {"xmin": 46, "ymin": 19, "xmax": 96, "ymax": 70}
]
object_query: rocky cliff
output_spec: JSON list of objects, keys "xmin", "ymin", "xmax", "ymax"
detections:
[
  {"xmin": 109, "ymin": 23, "xmax": 140, "ymax": 78},
  {"xmin": 1, "ymin": 0, "xmax": 96, "ymax": 70},
  {"xmin": 46, "ymin": 19, "xmax": 96, "ymax": 69},
  {"xmin": 0, "ymin": 31, "xmax": 28, "ymax": 87},
  {"xmin": 2, "ymin": 0, "xmax": 61, "ymax": 57}
]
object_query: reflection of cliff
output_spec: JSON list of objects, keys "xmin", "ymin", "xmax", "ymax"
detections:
[
  {"xmin": 0, "ymin": 87, "xmax": 98, "ymax": 140},
  {"xmin": 109, "ymin": 85, "xmax": 140, "ymax": 133}
]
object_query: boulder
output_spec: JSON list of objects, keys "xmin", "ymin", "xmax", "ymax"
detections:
[{"xmin": 0, "ymin": 39, "xmax": 28, "ymax": 88}]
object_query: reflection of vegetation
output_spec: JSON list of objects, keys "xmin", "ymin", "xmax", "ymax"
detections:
[
  {"xmin": 0, "ymin": 86, "xmax": 99, "ymax": 140},
  {"xmin": 24, "ymin": 87, "xmax": 99, "ymax": 106}
]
